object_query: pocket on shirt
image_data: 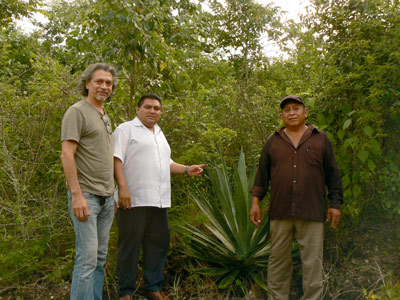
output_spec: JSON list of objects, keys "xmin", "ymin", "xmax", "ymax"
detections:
[{"xmin": 305, "ymin": 146, "xmax": 323, "ymax": 167}]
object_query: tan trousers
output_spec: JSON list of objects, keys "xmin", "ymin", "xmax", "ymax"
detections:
[{"xmin": 268, "ymin": 218, "xmax": 324, "ymax": 300}]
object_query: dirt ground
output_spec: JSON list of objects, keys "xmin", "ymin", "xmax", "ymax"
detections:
[{"xmin": 1, "ymin": 217, "xmax": 398, "ymax": 300}]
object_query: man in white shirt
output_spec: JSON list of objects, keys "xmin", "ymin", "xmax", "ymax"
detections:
[{"xmin": 113, "ymin": 94, "xmax": 205, "ymax": 300}]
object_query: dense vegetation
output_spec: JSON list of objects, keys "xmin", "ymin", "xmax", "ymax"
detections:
[{"xmin": 0, "ymin": 0, "xmax": 399, "ymax": 299}]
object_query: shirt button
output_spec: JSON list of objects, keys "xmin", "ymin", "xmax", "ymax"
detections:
[
  {"xmin": 293, "ymin": 180, "xmax": 296, "ymax": 183},
  {"xmin": 294, "ymin": 151, "xmax": 297, "ymax": 154},
  {"xmin": 293, "ymin": 165, "xmax": 297, "ymax": 168}
]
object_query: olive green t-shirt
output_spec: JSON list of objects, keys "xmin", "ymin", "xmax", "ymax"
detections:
[{"xmin": 61, "ymin": 99, "xmax": 114, "ymax": 196}]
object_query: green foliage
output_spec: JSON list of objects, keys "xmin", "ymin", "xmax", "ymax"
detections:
[
  {"xmin": 364, "ymin": 276, "xmax": 400, "ymax": 300},
  {"xmin": 181, "ymin": 150, "xmax": 270, "ymax": 292},
  {"xmin": 295, "ymin": 0, "xmax": 400, "ymax": 223},
  {"xmin": 1, "ymin": 0, "xmax": 399, "ymax": 297},
  {"xmin": 0, "ymin": 0, "xmax": 42, "ymax": 28},
  {"xmin": 0, "ymin": 30, "xmax": 78, "ymax": 284},
  {"xmin": 208, "ymin": 0, "xmax": 282, "ymax": 56}
]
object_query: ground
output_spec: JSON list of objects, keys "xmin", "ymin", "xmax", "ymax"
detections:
[{"xmin": 0, "ymin": 217, "xmax": 398, "ymax": 299}]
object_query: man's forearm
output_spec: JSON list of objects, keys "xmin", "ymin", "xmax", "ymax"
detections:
[
  {"xmin": 114, "ymin": 157, "xmax": 128, "ymax": 188},
  {"xmin": 170, "ymin": 162, "xmax": 205, "ymax": 176},
  {"xmin": 170, "ymin": 162, "xmax": 186, "ymax": 174},
  {"xmin": 61, "ymin": 141, "xmax": 90, "ymax": 221},
  {"xmin": 61, "ymin": 152, "xmax": 82, "ymax": 196}
]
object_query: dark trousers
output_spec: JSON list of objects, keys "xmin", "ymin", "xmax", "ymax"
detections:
[{"xmin": 116, "ymin": 207, "xmax": 170, "ymax": 296}]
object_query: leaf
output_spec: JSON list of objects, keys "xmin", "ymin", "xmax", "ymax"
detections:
[
  {"xmin": 337, "ymin": 129, "xmax": 345, "ymax": 141},
  {"xmin": 362, "ymin": 126, "xmax": 373, "ymax": 137},
  {"xmin": 325, "ymin": 131, "xmax": 335, "ymax": 143},
  {"xmin": 357, "ymin": 150, "xmax": 369, "ymax": 163},
  {"xmin": 370, "ymin": 139, "xmax": 381, "ymax": 156},
  {"xmin": 347, "ymin": 110, "xmax": 357, "ymax": 116},
  {"xmin": 352, "ymin": 184, "xmax": 362, "ymax": 198},
  {"xmin": 342, "ymin": 174, "xmax": 350, "ymax": 189},
  {"xmin": 316, "ymin": 113, "xmax": 326, "ymax": 125},
  {"xmin": 160, "ymin": 62, "xmax": 167, "ymax": 71},
  {"xmin": 343, "ymin": 104, "xmax": 352, "ymax": 113},
  {"xmin": 318, "ymin": 124, "xmax": 328, "ymax": 130},
  {"xmin": 249, "ymin": 272, "xmax": 270, "ymax": 292},
  {"xmin": 196, "ymin": 268, "xmax": 231, "ymax": 277},
  {"xmin": 218, "ymin": 269, "xmax": 240, "ymax": 289},
  {"xmin": 367, "ymin": 160, "xmax": 376, "ymax": 172},
  {"xmin": 344, "ymin": 137, "xmax": 355, "ymax": 149},
  {"xmin": 343, "ymin": 119, "xmax": 352, "ymax": 130}
]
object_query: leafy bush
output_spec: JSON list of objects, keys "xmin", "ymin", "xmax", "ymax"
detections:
[
  {"xmin": 364, "ymin": 276, "xmax": 400, "ymax": 300},
  {"xmin": 0, "ymin": 40, "xmax": 78, "ymax": 285}
]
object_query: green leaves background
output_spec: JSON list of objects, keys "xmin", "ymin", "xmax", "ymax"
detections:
[{"xmin": 0, "ymin": 0, "xmax": 399, "ymax": 297}]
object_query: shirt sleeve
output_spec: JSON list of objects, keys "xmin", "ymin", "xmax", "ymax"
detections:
[
  {"xmin": 61, "ymin": 106, "xmax": 83, "ymax": 142},
  {"xmin": 251, "ymin": 137, "xmax": 272, "ymax": 200},
  {"xmin": 323, "ymin": 134, "xmax": 344, "ymax": 209},
  {"xmin": 113, "ymin": 125, "xmax": 130, "ymax": 163}
]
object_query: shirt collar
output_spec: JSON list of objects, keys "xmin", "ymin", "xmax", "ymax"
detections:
[
  {"xmin": 133, "ymin": 117, "xmax": 161, "ymax": 134},
  {"xmin": 275, "ymin": 124, "xmax": 319, "ymax": 135}
]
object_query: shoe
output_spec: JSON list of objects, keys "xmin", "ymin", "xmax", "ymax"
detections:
[
  {"xmin": 159, "ymin": 291, "xmax": 170, "ymax": 300},
  {"xmin": 120, "ymin": 295, "xmax": 133, "ymax": 300},
  {"xmin": 142, "ymin": 290, "xmax": 170, "ymax": 300}
]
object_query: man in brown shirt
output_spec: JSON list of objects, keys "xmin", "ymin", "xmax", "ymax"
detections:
[{"xmin": 249, "ymin": 95, "xmax": 343, "ymax": 300}]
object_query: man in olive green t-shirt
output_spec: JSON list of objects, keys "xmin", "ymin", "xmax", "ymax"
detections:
[{"xmin": 61, "ymin": 63, "xmax": 117, "ymax": 300}]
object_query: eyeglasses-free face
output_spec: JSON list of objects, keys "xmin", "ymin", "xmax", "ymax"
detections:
[
  {"xmin": 86, "ymin": 69, "xmax": 114, "ymax": 102},
  {"xmin": 136, "ymin": 98, "xmax": 162, "ymax": 130}
]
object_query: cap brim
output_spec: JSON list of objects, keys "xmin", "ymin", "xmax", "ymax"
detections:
[{"xmin": 280, "ymin": 97, "xmax": 304, "ymax": 108}]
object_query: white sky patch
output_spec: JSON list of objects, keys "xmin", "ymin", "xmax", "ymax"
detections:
[
  {"xmin": 15, "ymin": 10, "xmax": 48, "ymax": 33},
  {"xmin": 256, "ymin": 0, "xmax": 311, "ymax": 57},
  {"xmin": 258, "ymin": 0, "xmax": 310, "ymax": 22}
]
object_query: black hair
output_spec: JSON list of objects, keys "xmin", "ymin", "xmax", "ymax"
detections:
[{"xmin": 137, "ymin": 93, "xmax": 161, "ymax": 107}]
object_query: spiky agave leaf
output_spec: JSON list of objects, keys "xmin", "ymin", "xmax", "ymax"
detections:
[
  {"xmin": 189, "ymin": 191, "xmax": 238, "ymax": 252},
  {"xmin": 180, "ymin": 150, "xmax": 271, "ymax": 291},
  {"xmin": 249, "ymin": 272, "xmax": 270, "ymax": 292},
  {"xmin": 218, "ymin": 269, "xmax": 241, "ymax": 289},
  {"xmin": 196, "ymin": 267, "xmax": 232, "ymax": 277}
]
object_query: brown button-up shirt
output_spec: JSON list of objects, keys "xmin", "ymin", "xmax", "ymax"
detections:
[{"xmin": 251, "ymin": 125, "xmax": 343, "ymax": 222}]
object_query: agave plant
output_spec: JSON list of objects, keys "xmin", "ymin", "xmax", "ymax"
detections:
[{"xmin": 181, "ymin": 150, "xmax": 271, "ymax": 291}]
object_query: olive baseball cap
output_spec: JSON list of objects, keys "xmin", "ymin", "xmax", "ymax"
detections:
[{"xmin": 280, "ymin": 95, "xmax": 304, "ymax": 109}]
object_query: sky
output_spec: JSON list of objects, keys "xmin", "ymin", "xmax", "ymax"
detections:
[
  {"xmin": 256, "ymin": 0, "xmax": 311, "ymax": 56},
  {"xmin": 258, "ymin": 0, "xmax": 311, "ymax": 22}
]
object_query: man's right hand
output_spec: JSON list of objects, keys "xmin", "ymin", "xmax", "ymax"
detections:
[
  {"xmin": 118, "ymin": 186, "xmax": 132, "ymax": 210},
  {"xmin": 72, "ymin": 193, "xmax": 90, "ymax": 222},
  {"xmin": 249, "ymin": 197, "xmax": 262, "ymax": 226}
]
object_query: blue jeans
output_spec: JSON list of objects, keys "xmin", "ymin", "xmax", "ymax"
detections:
[{"xmin": 68, "ymin": 191, "xmax": 114, "ymax": 300}]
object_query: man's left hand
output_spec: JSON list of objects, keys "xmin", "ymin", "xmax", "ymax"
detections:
[
  {"xmin": 188, "ymin": 164, "xmax": 206, "ymax": 176},
  {"xmin": 326, "ymin": 208, "xmax": 341, "ymax": 229}
]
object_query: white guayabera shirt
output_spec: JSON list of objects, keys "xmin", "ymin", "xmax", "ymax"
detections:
[{"xmin": 113, "ymin": 117, "xmax": 173, "ymax": 208}]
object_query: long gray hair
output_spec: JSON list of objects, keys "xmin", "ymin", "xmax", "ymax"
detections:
[{"xmin": 78, "ymin": 63, "xmax": 118, "ymax": 97}]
